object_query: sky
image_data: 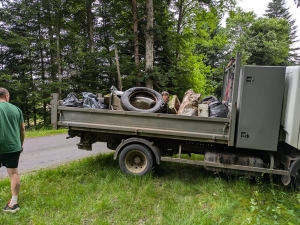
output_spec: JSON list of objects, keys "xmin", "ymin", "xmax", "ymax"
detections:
[
  {"xmin": 237, "ymin": 0, "xmax": 300, "ymax": 41},
  {"xmin": 237, "ymin": 0, "xmax": 299, "ymax": 19}
]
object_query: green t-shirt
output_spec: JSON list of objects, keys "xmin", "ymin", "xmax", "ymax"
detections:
[{"xmin": 0, "ymin": 102, "xmax": 24, "ymax": 153}]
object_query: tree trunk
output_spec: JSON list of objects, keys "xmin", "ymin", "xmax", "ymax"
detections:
[
  {"xmin": 132, "ymin": 0, "xmax": 140, "ymax": 86},
  {"xmin": 176, "ymin": 0, "xmax": 183, "ymax": 59},
  {"xmin": 115, "ymin": 45, "xmax": 122, "ymax": 91},
  {"xmin": 145, "ymin": 0, "xmax": 154, "ymax": 89},
  {"xmin": 56, "ymin": 27, "xmax": 61, "ymax": 94},
  {"xmin": 29, "ymin": 51, "xmax": 36, "ymax": 126},
  {"xmin": 87, "ymin": 1, "xmax": 94, "ymax": 53},
  {"xmin": 54, "ymin": 0, "xmax": 62, "ymax": 95},
  {"xmin": 46, "ymin": 4, "xmax": 56, "ymax": 83},
  {"xmin": 38, "ymin": 10, "xmax": 47, "ymax": 125}
]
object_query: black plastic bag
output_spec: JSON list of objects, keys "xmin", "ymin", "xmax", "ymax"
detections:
[
  {"xmin": 209, "ymin": 101, "xmax": 229, "ymax": 118},
  {"xmin": 82, "ymin": 92, "xmax": 102, "ymax": 109},
  {"xmin": 201, "ymin": 95, "xmax": 218, "ymax": 104},
  {"xmin": 62, "ymin": 92, "xmax": 83, "ymax": 107}
]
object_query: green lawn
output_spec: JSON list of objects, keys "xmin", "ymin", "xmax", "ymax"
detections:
[
  {"xmin": 25, "ymin": 128, "xmax": 67, "ymax": 138},
  {"xmin": 0, "ymin": 153, "xmax": 299, "ymax": 225}
]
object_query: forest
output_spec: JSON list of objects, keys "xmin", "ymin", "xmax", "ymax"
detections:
[{"xmin": 0, "ymin": 0, "xmax": 299, "ymax": 128}]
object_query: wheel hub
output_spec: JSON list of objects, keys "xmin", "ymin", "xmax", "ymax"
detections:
[{"xmin": 134, "ymin": 157, "xmax": 141, "ymax": 164}]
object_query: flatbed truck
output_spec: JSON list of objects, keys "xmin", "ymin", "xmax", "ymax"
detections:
[{"xmin": 51, "ymin": 53, "xmax": 300, "ymax": 189}]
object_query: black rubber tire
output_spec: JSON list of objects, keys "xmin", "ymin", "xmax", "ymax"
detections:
[
  {"xmin": 121, "ymin": 87, "xmax": 163, "ymax": 113},
  {"xmin": 119, "ymin": 144, "xmax": 154, "ymax": 176},
  {"xmin": 294, "ymin": 176, "xmax": 300, "ymax": 191}
]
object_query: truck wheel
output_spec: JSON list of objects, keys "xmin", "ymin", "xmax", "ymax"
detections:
[
  {"xmin": 294, "ymin": 176, "xmax": 300, "ymax": 190},
  {"xmin": 121, "ymin": 87, "xmax": 163, "ymax": 113},
  {"xmin": 119, "ymin": 144, "xmax": 154, "ymax": 176}
]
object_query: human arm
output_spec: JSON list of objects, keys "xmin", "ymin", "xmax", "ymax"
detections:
[{"xmin": 20, "ymin": 122, "xmax": 25, "ymax": 152}]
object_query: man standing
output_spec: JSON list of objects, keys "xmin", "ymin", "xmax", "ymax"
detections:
[
  {"xmin": 159, "ymin": 91, "xmax": 169, "ymax": 113},
  {"xmin": 0, "ymin": 88, "xmax": 25, "ymax": 213}
]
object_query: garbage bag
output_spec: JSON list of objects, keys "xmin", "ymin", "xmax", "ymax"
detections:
[
  {"xmin": 82, "ymin": 92, "xmax": 102, "ymax": 109},
  {"xmin": 110, "ymin": 86, "xmax": 124, "ymax": 96},
  {"xmin": 62, "ymin": 92, "xmax": 83, "ymax": 107},
  {"xmin": 201, "ymin": 95, "xmax": 218, "ymax": 104},
  {"xmin": 209, "ymin": 101, "xmax": 229, "ymax": 118}
]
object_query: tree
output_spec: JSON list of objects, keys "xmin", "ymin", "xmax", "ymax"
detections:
[
  {"xmin": 264, "ymin": 0, "xmax": 300, "ymax": 64},
  {"xmin": 225, "ymin": 8, "xmax": 290, "ymax": 66},
  {"xmin": 145, "ymin": 0, "xmax": 154, "ymax": 89},
  {"xmin": 0, "ymin": 0, "xmax": 239, "ymax": 126},
  {"xmin": 225, "ymin": 8, "xmax": 257, "ymax": 64},
  {"xmin": 132, "ymin": 0, "xmax": 141, "ymax": 86},
  {"xmin": 247, "ymin": 18, "xmax": 290, "ymax": 66}
]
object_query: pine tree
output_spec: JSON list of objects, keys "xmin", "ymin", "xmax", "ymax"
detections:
[{"xmin": 264, "ymin": 0, "xmax": 300, "ymax": 64}]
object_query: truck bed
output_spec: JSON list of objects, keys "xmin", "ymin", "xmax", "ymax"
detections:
[
  {"xmin": 53, "ymin": 103, "xmax": 230, "ymax": 144},
  {"xmin": 51, "ymin": 53, "xmax": 242, "ymax": 147}
]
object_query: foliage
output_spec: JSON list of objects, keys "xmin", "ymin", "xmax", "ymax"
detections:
[
  {"xmin": 264, "ymin": 0, "xmax": 300, "ymax": 64},
  {"xmin": 245, "ymin": 18, "xmax": 290, "ymax": 66},
  {"xmin": 1, "ymin": 0, "xmax": 297, "ymax": 126},
  {"xmin": 225, "ymin": 8, "xmax": 290, "ymax": 66}
]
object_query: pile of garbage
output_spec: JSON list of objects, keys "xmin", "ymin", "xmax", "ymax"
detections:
[
  {"xmin": 62, "ymin": 86, "xmax": 229, "ymax": 118},
  {"xmin": 62, "ymin": 92, "xmax": 107, "ymax": 109}
]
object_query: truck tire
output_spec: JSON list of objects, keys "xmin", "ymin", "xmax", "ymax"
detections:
[
  {"xmin": 121, "ymin": 87, "xmax": 163, "ymax": 113},
  {"xmin": 119, "ymin": 144, "xmax": 154, "ymax": 176},
  {"xmin": 294, "ymin": 176, "xmax": 300, "ymax": 191}
]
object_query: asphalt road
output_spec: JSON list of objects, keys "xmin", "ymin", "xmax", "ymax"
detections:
[{"xmin": 0, "ymin": 134, "xmax": 112, "ymax": 178}]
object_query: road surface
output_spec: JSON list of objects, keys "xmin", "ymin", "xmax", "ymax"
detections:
[{"xmin": 0, "ymin": 134, "xmax": 112, "ymax": 178}]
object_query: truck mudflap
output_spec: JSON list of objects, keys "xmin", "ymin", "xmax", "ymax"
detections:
[{"xmin": 114, "ymin": 137, "xmax": 161, "ymax": 164}]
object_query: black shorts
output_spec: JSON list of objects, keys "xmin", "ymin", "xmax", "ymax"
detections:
[{"xmin": 0, "ymin": 151, "xmax": 21, "ymax": 168}]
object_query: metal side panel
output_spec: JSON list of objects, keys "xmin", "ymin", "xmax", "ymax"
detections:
[
  {"xmin": 281, "ymin": 66, "xmax": 300, "ymax": 150},
  {"xmin": 236, "ymin": 66, "xmax": 286, "ymax": 151},
  {"xmin": 227, "ymin": 52, "xmax": 242, "ymax": 146},
  {"xmin": 57, "ymin": 107, "xmax": 230, "ymax": 143}
]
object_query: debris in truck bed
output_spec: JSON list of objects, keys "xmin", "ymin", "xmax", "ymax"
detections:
[
  {"xmin": 62, "ymin": 92, "xmax": 83, "ymax": 108},
  {"xmin": 198, "ymin": 104, "xmax": 209, "ymax": 117},
  {"xmin": 178, "ymin": 89, "xmax": 201, "ymax": 116},
  {"xmin": 62, "ymin": 92, "xmax": 107, "ymax": 109},
  {"xmin": 208, "ymin": 101, "xmax": 229, "ymax": 118},
  {"xmin": 200, "ymin": 95, "xmax": 218, "ymax": 105},
  {"xmin": 168, "ymin": 95, "xmax": 181, "ymax": 114},
  {"xmin": 82, "ymin": 92, "xmax": 107, "ymax": 109}
]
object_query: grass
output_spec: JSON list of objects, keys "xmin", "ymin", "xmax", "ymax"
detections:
[
  {"xmin": 0, "ymin": 153, "xmax": 300, "ymax": 225},
  {"xmin": 25, "ymin": 128, "xmax": 67, "ymax": 138}
]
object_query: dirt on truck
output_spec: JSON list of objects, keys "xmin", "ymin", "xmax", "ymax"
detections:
[{"xmin": 51, "ymin": 52, "xmax": 300, "ymax": 189}]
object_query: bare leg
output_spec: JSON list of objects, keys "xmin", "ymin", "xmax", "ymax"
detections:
[{"xmin": 7, "ymin": 168, "xmax": 20, "ymax": 199}]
